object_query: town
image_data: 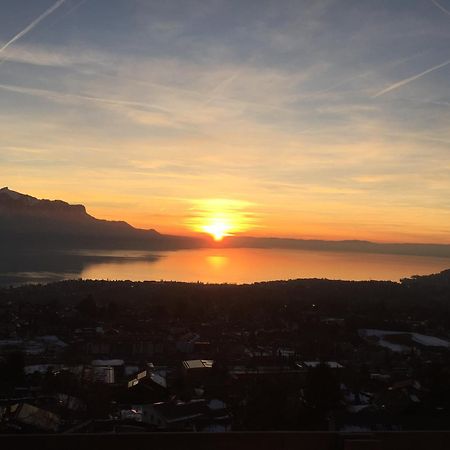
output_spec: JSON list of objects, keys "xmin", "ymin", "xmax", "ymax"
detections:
[{"xmin": 0, "ymin": 270, "xmax": 449, "ymax": 433}]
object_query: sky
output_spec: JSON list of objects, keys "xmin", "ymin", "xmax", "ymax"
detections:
[{"xmin": 1, "ymin": 0, "xmax": 449, "ymax": 243}]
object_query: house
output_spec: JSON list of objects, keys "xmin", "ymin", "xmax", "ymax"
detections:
[
  {"xmin": 373, "ymin": 379, "xmax": 422, "ymax": 414},
  {"xmin": 123, "ymin": 369, "xmax": 169, "ymax": 404},
  {"xmin": 300, "ymin": 361, "xmax": 344, "ymax": 370},
  {"xmin": 91, "ymin": 359, "xmax": 124, "ymax": 383},
  {"xmin": 8, "ymin": 403, "xmax": 60, "ymax": 432},
  {"xmin": 204, "ymin": 398, "xmax": 231, "ymax": 431},
  {"xmin": 177, "ymin": 333, "xmax": 200, "ymax": 353},
  {"xmin": 182, "ymin": 359, "xmax": 214, "ymax": 384},
  {"xmin": 56, "ymin": 393, "xmax": 86, "ymax": 413},
  {"xmin": 139, "ymin": 398, "xmax": 230, "ymax": 431},
  {"xmin": 182, "ymin": 359, "xmax": 214, "ymax": 371},
  {"xmin": 141, "ymin": 399, "xmax": 209, "ymax": 430},
  {"xmin": 229, "ymin": 364, "xmax": 303, "ymax": 378}
]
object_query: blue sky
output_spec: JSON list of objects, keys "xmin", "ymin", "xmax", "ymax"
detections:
[{"xmin": 1, "ymin": 0, "xmax": 449, "ymax": 242}]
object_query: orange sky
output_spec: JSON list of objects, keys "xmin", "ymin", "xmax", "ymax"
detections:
[{"xmin": 1, "ymin": 1, "xmax": 449, "ymax": 244}]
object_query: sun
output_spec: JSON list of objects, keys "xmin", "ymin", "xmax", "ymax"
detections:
[
  {"xmin": 202, "ymin": 218, "xmax": 232, "ymax": 241},
  {"xmin": 188, "ymin": 198, "xmax": 255, "ymax": 241}
]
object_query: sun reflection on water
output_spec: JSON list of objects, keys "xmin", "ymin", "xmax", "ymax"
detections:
[{"xmin": 206, "ymin": 255, "xmax": 229, "ymax": 269}]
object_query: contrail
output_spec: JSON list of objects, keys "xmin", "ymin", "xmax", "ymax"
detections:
[
  {"xmin": 54, "ymin": 0, "xmax": 89, "ymax": 23},
  {"xmin": 0, "ymin": 81, "xmax": 171, "ymax": 114},
  {"xmin": 430, "ymin": 0, "xmax": 450, "ymax": 17},
  {"xmin": 0, "ymin": 0, "xmax": 66, "ymax": 56},
  {"xmin": 373, "ymin": 58, "xmax": 450, "ymax": 97},
  {"xmin": 203, "ymin": 71, "xmax": 241, "ymax": 106}
]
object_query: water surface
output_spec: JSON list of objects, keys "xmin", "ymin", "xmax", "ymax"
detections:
[
  {"xmin": 2, "ymin": 248, "xmax": 447, "ymax": 285},
  {"xmin": 82, "ymin": 248, "xmax": 449, "ymax": 283},
  {"xmin": 0, "ymin": 248, "xmax": 450, "ymax": 285}
]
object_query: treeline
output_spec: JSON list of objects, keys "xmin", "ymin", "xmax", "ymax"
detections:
[{"xmin": 0, "ymin": 270, "xmax": 449, "ymax": 327}]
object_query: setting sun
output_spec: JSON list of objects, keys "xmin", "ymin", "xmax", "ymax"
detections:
[
  {"xmin": 202, "ymin": 218, "xmax": 232, "ymax": 241},
  {"xmin": 187, "ymin": 198, "xmax": 256, "ymax": 240}
]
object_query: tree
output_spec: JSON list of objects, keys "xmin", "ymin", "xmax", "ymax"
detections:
[
  {"xmin": 76, "ymin": 294, "xmax": 98, "ymax": 317},
  {"xmin": 0, "ymin": 351, "xmax": 25, "ymax": 385},
  {"xmin": 304, "ymin": 364, "xmax": 340, "ymax": 413}
]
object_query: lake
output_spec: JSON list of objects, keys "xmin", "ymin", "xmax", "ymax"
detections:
[{"xmin": 1, "ymin": 247, "xmax": 449, "ymax": 286}]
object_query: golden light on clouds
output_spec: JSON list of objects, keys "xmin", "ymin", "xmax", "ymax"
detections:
[
  {"xmin": 2, "ymin": 2, "xmax": 450, "ymax": 245},
  {"xmin": 187, "ymin": 198, "xmax": 257, "ymax": 240}
]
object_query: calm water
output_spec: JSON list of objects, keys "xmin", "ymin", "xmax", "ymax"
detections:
[{"xmin": 2, "ymin": 248, "xmax": 449, "ymax": 285}]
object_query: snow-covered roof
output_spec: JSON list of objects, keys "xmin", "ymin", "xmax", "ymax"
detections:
[
  {"xmin": 92, "ymin": 359, "xmax": 124, "ymax": 366},
  {"xmin": 303, "ymin": 361, "xmax": 344, "ymax": 369},
  {"xmin": 346, "ymin": 405, "xmax": 370, "ymax": 413},
  {"xmin": 208, "ymin": 399, "xmax": 226, "ymax": 411},
  {"xmin": 359, "ymin": 329, "xmax": 450, "ymax": 352}
]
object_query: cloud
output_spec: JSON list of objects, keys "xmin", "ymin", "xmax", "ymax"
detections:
[
  {"xmin": 1, "ymin": 0, "xmax": 450, "ymax": 243},
  {"xmin": 0, "ymin": 0, "xmax": 66, "ymax": 60},
  {"xmin": 0, "ymin": 43, "xmax": 106, "ymax": 68}
]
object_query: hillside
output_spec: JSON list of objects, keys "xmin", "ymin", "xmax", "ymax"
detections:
[{"xmin": 0, "ymin": 187, "xmax": 198, "ymax": 250}]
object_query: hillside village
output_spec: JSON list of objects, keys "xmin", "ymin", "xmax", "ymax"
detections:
[{"xmin": 0, "ymin": 270, "xmax": 450, "ymax": 433}]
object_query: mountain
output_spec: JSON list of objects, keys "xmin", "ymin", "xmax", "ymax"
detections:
[
  {"xmin": 1, "ymin": 187, "xmax": 449, "ymax": 258},
  {"xmin": 0, "ymin": 187, "xmax": 199, "ymax": 250},
  {"xmin": 221, "ymin": 236, "xmax": 450, "ymax": 259}
]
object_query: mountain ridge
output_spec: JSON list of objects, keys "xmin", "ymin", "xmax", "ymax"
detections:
[
  {"xmin": 0, "ymin": 187, "xmax": 178, "ymax": 250},
  {"xmin": 1, "ymin": 188, "xmax": 449, "ymax": 258},
  {"xmin": 0, "ymin": 187, "xmax": 155, "ymax": 232}
]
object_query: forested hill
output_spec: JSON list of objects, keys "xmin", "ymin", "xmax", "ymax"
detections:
[{"xmin": 1, "ymin": 270, "xmax": 449, "ymax": 327}]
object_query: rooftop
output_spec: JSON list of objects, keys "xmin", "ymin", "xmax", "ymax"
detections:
[{"xmin": 182, "ymin": 360, "xmax": 214, "ymax": 370}]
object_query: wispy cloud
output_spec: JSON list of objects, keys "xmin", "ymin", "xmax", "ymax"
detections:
[
  {"xmin": 1, "ymin": 0, "xmax": 449, "ymax": 242},
  {"xmin": 373, "ymin": 58, "xmax": 450, "ymax": 97},
  {"xmin": 0, "ymin": 0, "xmax": 66, "ymax": 61},
  {"xmin": 203, "ymin": 70, "xmax": 241, "ymax": 106},
  {"xmin": 0, "ymin": 43, "xmax": 104, "ymax": 68}
]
